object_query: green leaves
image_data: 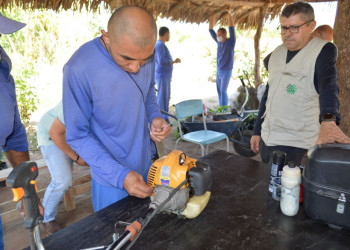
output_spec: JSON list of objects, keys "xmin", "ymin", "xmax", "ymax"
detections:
[
  {"xmin": 208, "ymin": 105, "xmax": 231, "ymax": 113},
  {"xmin": 2, "ymin": 8, "xmax": 40, "ymax": 130}
]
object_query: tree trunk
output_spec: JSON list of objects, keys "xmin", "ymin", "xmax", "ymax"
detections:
[
  {"xmin": 334, "ymin": 0, "xmax": 350, "ymax": 136},
  {"xmin": 252, "ymin": 5, "xmax": 268, "ymax": 109},
  {"xmin": 254, "ymin": 7, "xmax": 265, "ymax": 88}
]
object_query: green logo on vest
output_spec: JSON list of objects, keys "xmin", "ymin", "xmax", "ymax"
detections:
[{"xmin": 286, "ymin": 84, "xmax": 297, "ymax": 94}]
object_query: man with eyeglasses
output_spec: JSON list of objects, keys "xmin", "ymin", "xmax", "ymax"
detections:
[
  {"xmin": 251, "ymin": 1, "xmax": 350, "ymax": 165},
  {"xmin": 62, "ymin": 6, "xmax": 171, "ymax": 212}
]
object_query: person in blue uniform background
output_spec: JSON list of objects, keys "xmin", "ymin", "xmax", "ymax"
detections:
[
  {"xmin": 155, "ymin": 26, "xmax": 181, "ymax": 121},
  {"xmin": 209, "ymin": 12, "xmax": 236, "ymax": 107},
  {"xmin": 0, "ymin": 13, "xmax": 44, "ymax": 249}
]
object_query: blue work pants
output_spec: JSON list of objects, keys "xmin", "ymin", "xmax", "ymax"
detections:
[
  {"xmin": 91, "ymin": 167, "xmax": 150, "ymax": 212},
  {"xmin": 156, "ymin": 78, "xmax": 171, "ymax": 119},
  {"xmin": 216, "ymin": 69, "xmax": 232, "ymax": 106}
]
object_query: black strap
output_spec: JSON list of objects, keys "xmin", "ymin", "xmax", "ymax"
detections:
[{"xmin": 126, "ymin": 72, "xmax": 145, "ymax": 103}]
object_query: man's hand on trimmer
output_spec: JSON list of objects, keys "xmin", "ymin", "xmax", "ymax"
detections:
[{"xmin": 124, "ymin": 171, "xmax": 154, "ymax": 198}]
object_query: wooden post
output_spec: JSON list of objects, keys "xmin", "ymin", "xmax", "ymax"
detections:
[
  {"xmin": 254, "ymin": 9, "xmax": 264, "ymax": 88},
  {"xmin": 252, "ymin": 5, "xmax": 268, "ymax": 109},
  {"xmin": 334, "ymin": 0, "xmax": 350, "ymax": 136},
  {"xmin": 63, "ymin": 186, "xmax": 76, "ymax": 211}
]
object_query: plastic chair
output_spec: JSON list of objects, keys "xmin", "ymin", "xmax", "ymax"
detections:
[{"xmin": 173, "ymin": 99, "xmax": 229, "ymax": 156}]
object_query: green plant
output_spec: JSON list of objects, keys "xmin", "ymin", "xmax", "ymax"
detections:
[
  {"xmin": 12, "ymin": 63, "xmax": 38, "ymax": 128},
  {"xmin": 208, "ymin": 105, "xmax": 231, "ymax": 113},
  {"xmin": 1, "ymin": 8, "xmax": 40, "ymax": 129},
  {"xmin": 236, "ymin": 47, "xmax": 269, "ymax": 88},
  {"xmin": 27, "ymin": 126, "xmax": 39, "ymax": 151},
  {"xmin": 173, "ymin": 126, "xmax": 181, "ymax": 140}
]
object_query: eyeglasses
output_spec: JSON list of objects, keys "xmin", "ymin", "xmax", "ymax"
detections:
[{"xmin": 278, "ymin": 20, "xmax": 314, "ymax": 34}]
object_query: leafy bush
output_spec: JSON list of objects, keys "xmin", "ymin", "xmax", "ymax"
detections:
[
  {"xmin": 1, "ymin": 8, "xmax": 41, "ymax": 129},
  {"xmin": 12, "ymin": 63, "xmax": 38, "ymax": 128},
  {"xmin": 236, "ymin": 48, "xmax": 269, "ymax": 88}
]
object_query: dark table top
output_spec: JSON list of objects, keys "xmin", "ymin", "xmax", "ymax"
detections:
[{"xmin": 40, "ymin": 150, "xmax": 350, "ymax": 250}]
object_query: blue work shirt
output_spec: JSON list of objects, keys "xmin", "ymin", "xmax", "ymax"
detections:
[
  {"xmin": 0, "ymin": 46, "xmax": 28, "ymax": 153},
  {"xmin": 209, "ymin": 26, "xmax": 236, "ymax": 70},
  {"xmin": 155, "ymin": 40, "xmax": 173, "ymax": 79},
  {"xmin": 63, "ymin": 37, "xmax": 161, "ymax": 189}
]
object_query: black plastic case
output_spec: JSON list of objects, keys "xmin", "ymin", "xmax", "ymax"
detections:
[{"xmin": 302, "ymin": 144, "xmax": 350, "ymax": 230}]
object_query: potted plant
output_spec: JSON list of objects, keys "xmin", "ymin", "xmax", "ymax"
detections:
[{"xmin": 207, "ymin": 105, "xmax": 231, "ymax": 117}]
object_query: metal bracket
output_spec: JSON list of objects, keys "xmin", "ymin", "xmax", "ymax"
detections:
[{"xmin": 336, "ymin": 193, "xmax": 346, "ymax": 214}]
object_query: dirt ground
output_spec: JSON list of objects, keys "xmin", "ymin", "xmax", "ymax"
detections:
[{"xmin": 1, "ymin": 123, "xmax": 262, "ymax": 250}]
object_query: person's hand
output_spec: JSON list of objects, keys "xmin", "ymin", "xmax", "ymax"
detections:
[
  {"xmin": 174, "ymin": 58, "xmax": 181, "ymax": 63},
  {"xmin": 76, "ymin": 157, "xmax": 88, "ymax": 166},
  {"xmin": 315, "ymin": 121, "xmax": 350, "ymax": 144},
  {"xmin": 123, "ymin": 171, "xmax": 154, "ymax": 198},
  {"xmin": 150, "ymin": 117, "xmax": 171, "ymax": 142},
  {"xmin": 19, "ymin": 196, "xmax": 44, "ymax": 216},
  {"xmin": 250, "ymin": 135, "xmax": 261, "ymax": 154},
  {"xmin": 209, "ymin": 13, "xmax": 217, "ymax": 29},
  {"xmin": 225, "ymin": 12, "xmax": 235, "ymax": 26}
]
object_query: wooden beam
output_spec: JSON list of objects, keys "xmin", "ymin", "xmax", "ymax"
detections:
[
  {"xmin": 0, "ymin": 188, "xmax": 47, "ymax": 213},
  {"xmin": 202, "ymin": 0, "xmax": 336, "ymax": 7},
  {"xmin": 0, "ymin": 159, "xmax": 46, "ymax": 182},
  {"xmin": 0, "ymin": 173, "xmax": 91, "ymax": 225},
  {"xmin": 1, "ymin": 209, "xmax": 21, "ymax": 224},
  {"xmin": 73, "ymin": 182, "xmax": 91, "ymax": 196},
  {"xmin": 72, "ymin": 174, "xmax": 91, "ymax": 186},
  {"xmin": 63, "ymin": 187, "xmax": 76, "ymax": 211}
]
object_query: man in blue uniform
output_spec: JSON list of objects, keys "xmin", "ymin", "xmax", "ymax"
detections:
[
  {"xmin": 155, "ymin": 26, "xmax": 181, "ymax": 121},
  {"xmin": 63, "ymin": 6, "xmax": 171, "ymax": 212},
  {"xmin": 0, "ymin": 13, "xmax": 43, "ymax": 249},
  {"xmin": 209, "ymin": 12, "xmax": 236, "ymax": 107}
]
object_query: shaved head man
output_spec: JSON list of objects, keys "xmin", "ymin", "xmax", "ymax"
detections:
[
  {"xmin": 101, "ymin": 6, "xmax": 157, "ymax": 73},
  {"xmin": 63, "ymin": 6, "xmax": 171, "ymax": 212},
  {"xmin": 312, "ymin": 25, "xmax": 333, "ymax": 42}
]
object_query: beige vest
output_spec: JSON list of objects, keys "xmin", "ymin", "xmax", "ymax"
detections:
[{"xmin": 261, "ymin": 38, "xmax": 327, "ymax": 149}]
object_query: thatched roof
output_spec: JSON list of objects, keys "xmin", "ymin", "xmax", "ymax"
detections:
[{"xmin": 1, "ymin": 0, "xmax": 337, "ymax": 29}]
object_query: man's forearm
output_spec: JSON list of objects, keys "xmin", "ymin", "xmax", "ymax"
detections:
[
  {"xmin": 209, "ymin": 19, "xmax": 214, "ymax": 29},
  {"xmin": 209, "ymin": 13, "xmax": 216, "ymax": 29},
  {"xmin": 5, "ymin": 150, "xmax": 30, "ymax": 168}
]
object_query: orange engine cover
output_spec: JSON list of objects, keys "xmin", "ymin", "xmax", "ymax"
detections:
[{"xmin": 147, "ymin": 150, "xmax": 197, "ymax": 189}]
